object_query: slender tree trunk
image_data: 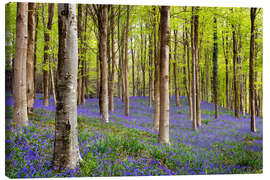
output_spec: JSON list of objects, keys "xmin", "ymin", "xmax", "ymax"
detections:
[
  {"xmin": 33, "ymin": 7, "xmax": 39, "ymax": 99},
  {"xmin": 14, "ymin": 2, "xmax": 28, "ymax": 126},
  {"xmin": 194, "ymin": 7, "xmax": 201, "ymax": 128},
  {"xmin": 131, "ymin": 37, "xmax": 135, "ymax": 97},
  {"xmin": 191, "ymin": 7, "xmax": 197, "ymax": 130},
  {"xmin": 186, "ymin": 26, "xmax": 193, "ymax": 121},
  {"xmin": 53, "ymin": 4, "xmax": 82, "ymax": 170},
  {"xmin": 42, "ymin": 3, "xmax": 54, "ymax": 106},
  {"xmin": 212, "ymin": 17, "xmax": 219, "ymax": 119},
  {"xmin": 154, "ymin": 11, "xmax": 160, "ymax": 132},
  {"xmin": 26, "ymin": 3, "xmax": 36, "ymax": 115},
  {"xmin": 158, "ymin": 6, "xmax": 170, "ymax": 145},
  {"xmin": 109, "ymin": 6, "xmax": 115, "ymax": 112},
  {"xmin": 148, "ymin": 31, "xmax": 154, "ymax": 108},
  {"xmin": 77, "ymin": 4, "xmax": 82, "ymax": 105},
  {"xmin": 222, "ymin": 30, "xmax": 229, "ymax": 109},
  {"xmin": 50, "ymin": 63, "xmax": 56, "ymax": 105},
  {"xmin": 232, "ymin": 22, "xmax": 240, "ymax": 118},
  {"xmin": 173, "ymin": 30, "xmax": 180, "ymax": 107},
  {"xmin": 124, "ymin": 6, "xmax": 130, "ymax": 116},
  {"xmin": 250, "ymin": 8, "xmax": 257, "ymax": 132},
  {"xmin": 81, "ymin": 6, "xmax": 88, "ymax": 105},
  {"xmin": 96, "ymin": 48, "xmax": 100, "ymax": 98}
]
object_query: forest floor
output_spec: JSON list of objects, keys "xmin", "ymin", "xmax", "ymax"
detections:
[{"xmin": 5, "ymin": 94, "xmax": 263, "ymax": 178}]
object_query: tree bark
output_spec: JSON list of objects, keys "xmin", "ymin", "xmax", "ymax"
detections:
[
  {"xmin": 14, "ymin": 2, "xmax": 28, "ymax": 126},
  {"xmin": 148, "ymin": 31, "xmax": 154, "ymax": 108},
  {"xmin": 124, "ymin": 6, "xmax": 130, "ymax": 116},
  {"xmin": 97, "ymin": 5, "xmax": 109, "ymax": 122},
  {"xmin": 250, "ymin": 8, "xmax": 256, "ymax": 132},
  {"xmin": 212, "ymin": 17, "xmax": 219, "ymax": 119},
  {"xmin": 173, "ymin": 30, "xmax": 180, "ymax": 107},
  {"xmin": 186, "ymin": 25, "xmax": 193, "ymax": 121},
  {"xmin": 42, "ymin": 3, "xmax": 54, "ymax": 106},
  {"xmin": 154, "ymin": 10, "xmax": 160, "ymax": 132},
  {"xmin": 158, "ymin": 6, "xmax": 170, "ymax": 145},
  {"xmin": 53, "ymin": 4, "xmax": 82, "ymax": 170},
  {"xmin": 232, "ymin": 22, "xmax": 240, "ymax": 118},
  {"xmin": 191, "ymin": 7, "xmax": 197, "ymax": 130},
  {"xmin": 194, "ymin": 7, "xmax": 201, "ymax": 128},
  {"xmin": 77, "ymin": 4, "xmax": 82, "ymax": 105},
  {"xmin": 109, "ymin": 5, "xmax": 115, "ymax": 112},
  {"xmin": 26, "ymin": 3, "xmax": 36, "ymax": 115}
]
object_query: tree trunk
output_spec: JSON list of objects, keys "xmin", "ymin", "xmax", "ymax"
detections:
[
  {"xmin": 158, "ymin": 6, "xmax": 170, "ymax": 145},
  {"xmin": 154, "ymin": 10, "xmax": 160, "ymax": 132},
  {"xmin": 77, "ymin": 4, "xmax": 82, "ymax": 105},
  {"xmin": 124, "ymin": 6, "xmax": 130, "ymax": 116},
  {"xmin": 109, "ymin": 6, "xmax": 115, "ymax": 112},
  {"xmin": 97, "ymin": 5, "xmax": 109, "ymax": 122},
  {"xmin": 232, "ymin": 22, "xmax": 240, "ymax": 118},
  {"xmin": 117, "ymin": 6, "xmax": 122, "ymax": 99},
  {"xmin": 222, "ymin": 30, "xmax": 229, "ymax": 109},
  {"xmin": 131, "ymin": 37, "xmax": 135, "ymax": 97},
  {"xmin": 250, "ymin": 8, "xmax": 256, "ymax": 132},
  {"xmin": 148, "ymin": 31, "xmax": 154, "ymax": 108},
  {"xmin": 193, "ymin": 7, "xmax": 201, "ymax": 128},
  {"xmin": 212, "ymin": 17, "xmax": 219, "ymax": 119},
  {"xmin": 173, "ymin": 30, "xmax": 180, "ymax": 107},
  {"xmin": 42, "ymin": 3, "xmax": 54, "ymax": 106},
  {"xmin": 81, "ymin": 6, "xmax": 88, "ymax": 105},
  {"xmin": 14, "ymin": 2, "xmax": 28, "ymax": 126},
  {"xmin": 53, "ymin": 4, "xmax": 82, "ymax": 170},
  {"xmin": 26, "ymin": 3, "xmax": 36, "ymax": 115},
  {"xmin": 50, "ymin": 60, "xmax": 56, "ymax": 105},
  {"xmin": 191, "ymin": 7, "xmax": 197, "ymax": 130},
  {"xmin": 186, "ymin": 25, "xmax": 193, "ymax": 121}
]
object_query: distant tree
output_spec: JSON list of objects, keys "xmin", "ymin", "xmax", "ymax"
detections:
[
  {"xmin": 173, "ymin": 29, "xmax": 180, "ymax": 107},
  {"xmin": 212, "ymin": 16, "xmax": 219, "ymax": 119},
  {"xmin": 158, "ymin": 6, "xmax": 170, "ymax": 145},
  {"xmin": 191, "ymin": 7, "xmax": 197, "ymax": 130},
  {"xmin": 53, "ymin": 3, "xmax": 82, "ymax": 170},
  {"xmin": 250, "ymin": 8, "xmax": 257, "ymax": 132},
  {"xmin": 26, "ymin": 3, "xmax": 36, "ymax": 115},
  {"xmin": 232, "ymin": 18, "xmax": 240, "ymax": 119},
  {"xmin": 42, "ymin": 3, "xmax": 54, "ymax": 106},
  {"xmin": 13, "ymin": 2, "xmax": 28, "ymax": 126}
]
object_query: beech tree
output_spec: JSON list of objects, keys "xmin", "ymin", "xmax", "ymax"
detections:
[
  {"xmin": 158, "ymin": 6, "xmax": 170, "ymax": 145},
  {"xmin": 13, "ymin": 2, "xmax": 28, "ymax": 126},
  {"xmin": 93, "ymin": 5, "xmax": 109, "ymax": 123},
  {"xmin": 53, "ymin": 3, "xmax": 82, "ymax": 170},
  {"xmin": 212, "ymin": 16, "xmax": 219, "ymax": 119},
  {"xmin": 124, "ymin": 5, "xmax": 130, "ymax": 116},
  {"xmin": 42, "ymin": 3, "xmax": 54, "ymax": 106},
  {"xmin": 250, "ymin": 8, "xmax": 257, "ymax": 132},
  {"xmin": 26, "ymin": 3, "xmax": 36, "ymax": 115}
]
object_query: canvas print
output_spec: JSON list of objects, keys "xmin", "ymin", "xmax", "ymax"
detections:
[{"xmin": 5, "ymin": 2, "xmax": 263, "ymax": 178}]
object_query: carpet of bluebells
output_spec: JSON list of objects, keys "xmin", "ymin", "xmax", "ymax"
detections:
[{"xmin": 5, "ymin": 94, "xmax": 263, "ymax": 178}]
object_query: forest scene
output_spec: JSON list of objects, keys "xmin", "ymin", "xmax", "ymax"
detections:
[{"xmin": 5, "ymin": 2, "xmax": 263, "ymax": 178}]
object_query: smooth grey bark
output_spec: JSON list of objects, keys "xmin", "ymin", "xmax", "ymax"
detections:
[
  {"xmin": 14, "ymin": 2, "xmax": 28, "ymax": 126},
  {"xmin": 158, "ymin": 6, "xmax": 170, "ymax": 145},
  {"xmin": 53, "ymin": 4, "xmax": 82, "ymax": 170}
]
